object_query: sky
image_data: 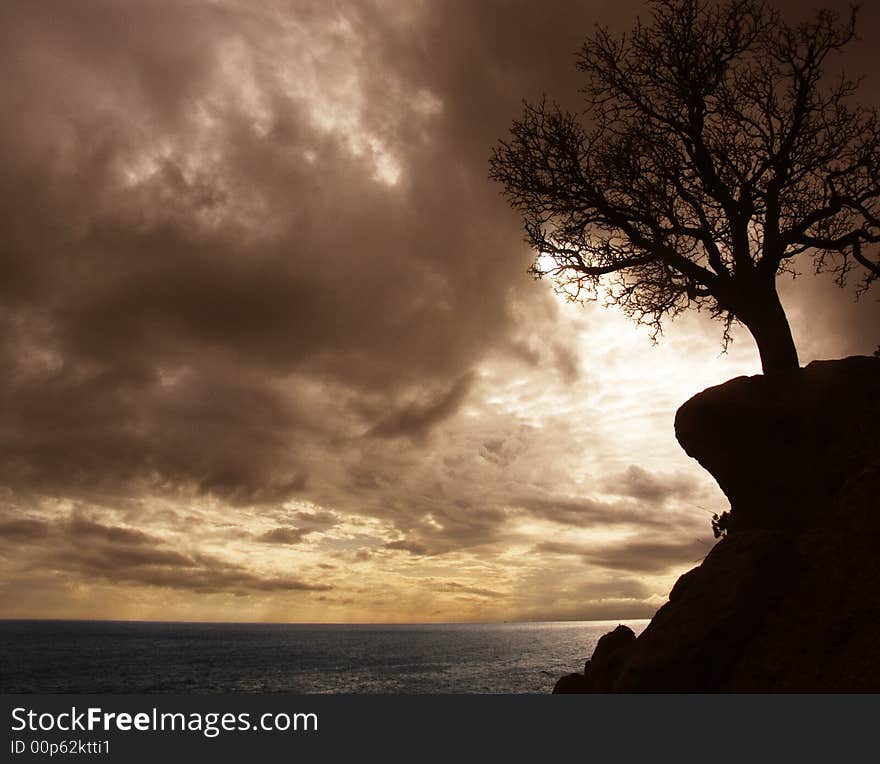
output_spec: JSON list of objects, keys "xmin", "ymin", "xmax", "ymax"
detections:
[{"xmin": 0, "ymin": 0, "xmax": 878, "ymax": 624}]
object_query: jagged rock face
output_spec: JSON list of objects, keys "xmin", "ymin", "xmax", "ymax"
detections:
[
  {"xmin": 554, "ymin": 356, "xmax": 880, "ymax": 693},
  {"xmin": 673, "ymin": 356, "xmax": 880, "ymax": 533},
  {"xmin": 614, "ymin": 531, "xmax": 802, "ymax": 691}
]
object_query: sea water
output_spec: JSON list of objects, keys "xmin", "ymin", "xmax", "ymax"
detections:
[{"xmin": 0, "ymin": 619, "xmax": 648, "ymax": 694}]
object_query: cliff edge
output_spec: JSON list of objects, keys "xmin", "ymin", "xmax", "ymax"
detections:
[{"xmin": 555, "ymin": 356, "xmax": 880, "ymax": 692}]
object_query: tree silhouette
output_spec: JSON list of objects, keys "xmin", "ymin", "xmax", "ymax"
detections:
[{"xmin": 490, "ymin": 0, "xmax": 880, "ymax": 374}]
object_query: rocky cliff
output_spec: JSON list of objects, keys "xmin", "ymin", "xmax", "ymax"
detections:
[{"xmin": 555, "ymin": 356, "xmax": 880, "ymax": 692}]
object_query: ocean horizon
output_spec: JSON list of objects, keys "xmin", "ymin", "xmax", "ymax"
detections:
[{"xmin": 0, "ymin": 618, "xmax": 649, "ymax": 694}]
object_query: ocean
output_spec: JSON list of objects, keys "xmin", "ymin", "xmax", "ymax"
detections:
[{"xmin": 0, "ymin": 619, "xmax": 648, "ymax": 694}]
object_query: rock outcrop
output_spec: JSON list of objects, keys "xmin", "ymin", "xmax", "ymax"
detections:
[
  {"xmin": 675, "ymin": 355, "xmax": 879, "ymax": 534},
  {"xmin": 554, "ymin": 356, "xmax": 880, "ymax": 692}
]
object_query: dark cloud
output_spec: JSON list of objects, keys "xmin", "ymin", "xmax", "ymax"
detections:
[
  {"xmin": 591, "ymin": 539, "xmax": 712, "ymax": 573},
  {"xmin": 513, "ymin": 495, "xmax": 691, "ymax": 530},
  {"xmin": 291, "ymin": 510, "xmax": 338, "ymax": 532},
  {"xmin": 384, "ymin": 539, "xmax": 430, "ymax": 556},
  {"xmin": 256, "ymin": 527, "xmax": 307, "ymax": 545},
  {"xmin": 0, "ymin": 0, "xmax": 564, "ymax": 505},
  {"xmin": 380, "ymin": 503, "xmax": 510, "ymax": 556},
  {"xmin": 473, "ymin": 426, "xmax": 534, "ymax": 468},
  {"xmin": 367, "ymin": 373, "xmax": 475, "ymax": 440},
  {"xmin": 0, "ymin": 512, "xmax": 330, "ymax": 595},
  {"xmin": 67, "ymin": 515, "xmax": 159, "ymax": 546},
  {"xmin": 437, "ymin": 582, "xmax": 505, "ymax": 599},
  {"xmin": 552, "ymin": 343, "xmax": 581, "ymax": 384},
  {"xmin": 256, "ymin": 509, "xmax": 338, "ymax": 544},
  {"xmin": 603, "ymin": 466, "xmax": 700, "ymax": 504},
  {"xmin": 535, "ymin": 538, "xmax": 712, "ymax": 574},
  {"xmin": 0, "ymin": 518, "xmax": 51, "ymax": 541}
]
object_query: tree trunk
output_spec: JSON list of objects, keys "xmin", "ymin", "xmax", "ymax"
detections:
[{"xmin": 736, "ymin": 281, "xmax": 800, "ymax": 375}]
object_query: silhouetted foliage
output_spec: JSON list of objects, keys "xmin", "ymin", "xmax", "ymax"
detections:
[
  {"xmin": 711, "ymin": 511, "xmax": 730, "ymax": 539},
  {"xmin": 490, "ymin": 0, "xmax": 880, "ymax": 374}
]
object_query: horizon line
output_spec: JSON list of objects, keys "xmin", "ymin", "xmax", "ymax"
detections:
[{"xmin": 0, "ymin": 616, "xmax": 651, "ymax": 627}]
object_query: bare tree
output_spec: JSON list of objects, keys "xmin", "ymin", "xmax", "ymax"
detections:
[{"xmin": 490, "ymin": 0, "xmax": 880, "ymax": 374}]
